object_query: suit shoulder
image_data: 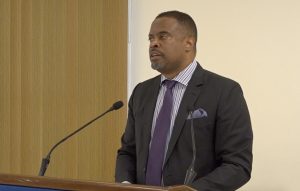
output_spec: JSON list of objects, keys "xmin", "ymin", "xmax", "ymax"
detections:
[
  {"xmin": 130, "ymin": 75, "xmax": 160, "ymax": 99},
  {"xmin": 140, "ymin": 75, "xmax": 160, "ymax": 85},
  {"xmin": 134, "ymin": 75, "xmax": 160, "ymax": 90},
  {"xmin": 202, "ymin": 69, "xmax": 240, "ymax": 89}
]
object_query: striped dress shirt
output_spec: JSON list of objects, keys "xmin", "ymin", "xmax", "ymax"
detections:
[{"xmin": 150, "ymin": 60, "xmax": 197, "ymax": 159}]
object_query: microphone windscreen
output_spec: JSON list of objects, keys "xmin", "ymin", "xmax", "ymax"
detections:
[{"xmin": 112, "ymin": 101, "xmax": 123, "ymax": 110}]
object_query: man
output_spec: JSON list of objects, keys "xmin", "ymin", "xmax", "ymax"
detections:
[{"xmin": 115, "ymin": 10, "xmax": 253, "ymax": 191}]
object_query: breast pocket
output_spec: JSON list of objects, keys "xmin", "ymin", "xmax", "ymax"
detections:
[{"xmin": 188, "ymin": 118, "xmax": 214, "ymax": 150}]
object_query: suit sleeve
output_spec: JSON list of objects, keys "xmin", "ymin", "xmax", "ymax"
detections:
[
  {"xmin": 115, "ymin": 85, "xmax": 139, "ymax": 183},
  {"xmin": 190, "ymin": 83, "xmax": 253, "ymax": 191}
]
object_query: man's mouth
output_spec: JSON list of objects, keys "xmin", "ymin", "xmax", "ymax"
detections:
[{"xmin": 150, "ymin": 51, "xmax": 163, "ymax": 58}]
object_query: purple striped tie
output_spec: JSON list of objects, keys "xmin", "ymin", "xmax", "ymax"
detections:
[{"xmin": 146, "ymin": 80, "xmax": 177, "ymax": 186}]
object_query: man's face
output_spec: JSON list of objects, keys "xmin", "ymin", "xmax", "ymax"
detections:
[{"xmin": 148, "ymin": 17, "xmax": 189, "ymax": 76}]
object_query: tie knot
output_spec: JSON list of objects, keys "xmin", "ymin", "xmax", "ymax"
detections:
[{"xmin": 164, "ymin": 80, "xmax": 177, "ymax": 89}]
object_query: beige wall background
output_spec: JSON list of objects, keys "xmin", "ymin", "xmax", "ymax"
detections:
[
  {"xmin": 0, "ymin": 0, "xmax": 127, "ymax": 182},
  {"xmin": 129, "ymin": 0, "xmax": 300, "ymax": 190}
]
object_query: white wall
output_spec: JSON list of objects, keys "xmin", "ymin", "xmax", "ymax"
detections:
[{"xmin": 129, "ymin": 0, "xmax": 300, "ymax": 190}]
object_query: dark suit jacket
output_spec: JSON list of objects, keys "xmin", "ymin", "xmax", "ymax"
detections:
[{"xmin": 115, "ymin": 64, "xmax": 253, "ymax": 191}]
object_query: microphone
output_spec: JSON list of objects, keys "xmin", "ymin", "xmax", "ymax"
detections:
[
  {"xmin": 38, "ymin": 100, "xmax": 124, "ymax": 176},
  {"xmin": 184, "ymin": 109, "xmax": 197, "ymax": 185}
]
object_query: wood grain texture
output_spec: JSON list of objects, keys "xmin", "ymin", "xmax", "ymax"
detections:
[
  {"xmin": 0, "ymin": 0, "xmax": 127, "ymax": 182},
  {"xmin": 0, "ymin": 173, "xmax": 196, "ymax": 191}
]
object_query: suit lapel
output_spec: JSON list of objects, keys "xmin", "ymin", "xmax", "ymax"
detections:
[
  {"xmin": 164, "ymin": 64, "xmax": 205, "ymax": 166},
  {"xmin": 139, "ymin": 76, "xmax": 161, "ymax": 177}
]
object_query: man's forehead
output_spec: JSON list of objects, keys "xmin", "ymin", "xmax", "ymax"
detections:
[
  {"xmin": 151, "ymin": 17, "xmax": 178, "ymax": 27},
  {"xmin": 149, "ymin": 17, "xmax": 179, "ymax": 34}
]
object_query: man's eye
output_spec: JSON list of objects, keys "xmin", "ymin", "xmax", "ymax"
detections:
[{"xmin": 160, "ymin": 34, "xmax": 167, "ymax": 39}]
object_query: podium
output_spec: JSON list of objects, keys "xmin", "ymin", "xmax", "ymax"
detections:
[{"xmin": 0, "ymin": 173, "xmax": 195, "ymax": 191}]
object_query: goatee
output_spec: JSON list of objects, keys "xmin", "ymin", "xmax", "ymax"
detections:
[{"xmin": 151, "ymin": 62, "xmax": 163, "ymax": 70}]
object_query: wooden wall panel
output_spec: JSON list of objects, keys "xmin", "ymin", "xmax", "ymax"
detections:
[
  {"xmin": 0, "ymin": 0, "xmax": 11, "ymax": 173},
  {"xmin": 9, "ymin": 0, "xmax": 22, "ymax": 174},
  {"xmin": 0, "ymin": 0, "xmax": 127, "ymax": 182}
]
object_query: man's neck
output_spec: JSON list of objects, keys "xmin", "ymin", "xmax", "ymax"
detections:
[{"xmin": 162, "ymin": 58, "xmax": 195, "ymax": 79}]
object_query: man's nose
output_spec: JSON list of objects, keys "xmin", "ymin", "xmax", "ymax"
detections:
[{"xmin": 150, "ymin": 39, "xmax": 159, "ymax": 48}]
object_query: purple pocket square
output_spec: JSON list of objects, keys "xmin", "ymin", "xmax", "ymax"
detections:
[{"xmin": 187, "ymin": 108, "xmax": 208, "ymax": 119}]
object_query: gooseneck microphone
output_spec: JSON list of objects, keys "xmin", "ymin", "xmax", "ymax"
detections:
[
  {"xmin": 184, "ymin": 110, "xmax": 197, "ymax": 185},
  {"xmin": 38, "ymin": 101, "xmax": 123, "ymax": 176}
]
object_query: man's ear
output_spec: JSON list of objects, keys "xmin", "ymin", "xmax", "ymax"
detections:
[{"xmin": 185, "ymin": 36, "xmax": 195, "ymax": 52}]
